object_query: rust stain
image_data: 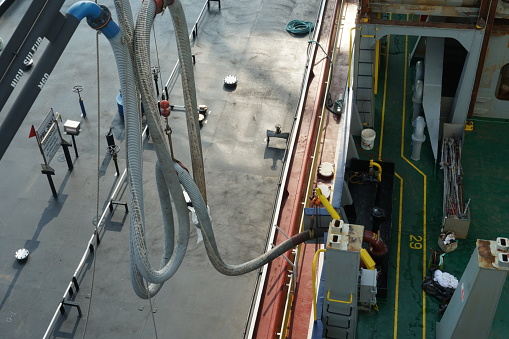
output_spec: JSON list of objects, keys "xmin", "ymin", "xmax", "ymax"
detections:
[{"xmin": 478, "ymin": 239, "xmax": 495, "ymax": 268}]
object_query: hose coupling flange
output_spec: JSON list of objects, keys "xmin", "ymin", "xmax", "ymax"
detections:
[{"xmin": 87, "ymin": 5, "xmax": 111, "ymax": 30}]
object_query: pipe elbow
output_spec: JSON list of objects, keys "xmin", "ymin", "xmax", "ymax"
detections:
[
  {"xmin": 67, "ymin": 1, "xmax": 102, "ymax": 21},
  {"xmin": 369, "ymin": 159, "xmax": 382, "ymax": 182},
  {"xmin": 363, "ymin": 230, "xmax": 388, "ymax": 257},
  {"xmin": 67, "ymin": 2, "xmax": 120, "ymax": 39}
]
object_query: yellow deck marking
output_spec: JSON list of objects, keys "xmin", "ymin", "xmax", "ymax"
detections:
[
  {"xmin": 376, "ymin": 29, "xmax": 401, "ymax": 339},
  {"xmin": 399, "ymin": 33, "xmax": 427, "ymax": 339},
  {"xmin": 393, "ymin": 173, "xmax": 403, "ymax": 339}
]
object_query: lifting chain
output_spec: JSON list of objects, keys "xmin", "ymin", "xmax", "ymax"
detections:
[{"xmin": 164, "ymin": 118, "xmax": 176, "ymax": 161}]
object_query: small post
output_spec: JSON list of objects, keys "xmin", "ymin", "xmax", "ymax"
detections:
[
  {"xmin": 72, "ymin": 85, "xmax": 87, "ymax": 118},
  {"xmin": 152, "ymin": 67, "xmax": 160, "ymax": 96},
  {"xmin": 71, "ymin": 135, "xmax": 78, "ymax": 157},
  {"xmin": 41, "ymin": 164, "xmax": 57, "ymax": 198},
  {"xmin": 61, "ymin": 140, "xmax": 73, "ymax": 171},
  {"xmin": 106, "ymin": 128, "xmax": 120, "ymax": 176}
]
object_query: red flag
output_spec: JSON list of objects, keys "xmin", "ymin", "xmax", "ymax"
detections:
[{"xmin": 29, "ymin": 125, "xmax": 36, "ymax": 138}]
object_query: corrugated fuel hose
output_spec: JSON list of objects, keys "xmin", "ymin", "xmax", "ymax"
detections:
[{"xmin": 108, "ymin": 0, "xmax": 320, "ymax": 298}]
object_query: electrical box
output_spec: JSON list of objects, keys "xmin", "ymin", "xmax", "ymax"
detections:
[
  {"xmin": 64, "ymin": 120, "xmax": 80, "ymax": 135},
  {"xmin": 359, "ymin": 268, "xmax": 377, "ymax": 307}
]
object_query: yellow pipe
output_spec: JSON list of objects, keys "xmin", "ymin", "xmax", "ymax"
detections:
[
  {"xmin": 315, "ymin": 188, "xmax": 341, "ymax": 220},
  {"xmin": 360, "ymin": 248, "xmax": 376, "ymax": 270},
  {"xmin": 369, "ymin": 159, "xmax": 382, "ymax": 182},
  {"xmin": 327, "ymin": 290, "xmax": 353, "ymax": 304},
  {"xmin": 312, "ymin": 249, "xmax": 327, "ymax": 321},
  {"xmin": 347, "ymin": 27, "xmax": 356, "ymax": 88}
]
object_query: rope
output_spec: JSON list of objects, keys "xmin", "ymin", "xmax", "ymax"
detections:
[
  {"xmin": 82, "ymin": 25, "xmax": 101, "ymax": 339},
  {"xmin": 286, "ymin": 19, "xmax": 314, "ymax": 35}
]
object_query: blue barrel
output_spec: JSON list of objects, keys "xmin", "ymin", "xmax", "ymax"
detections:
[{"xmin": 116, "ymin": 92, "xmax": 124, "ymax": 118}]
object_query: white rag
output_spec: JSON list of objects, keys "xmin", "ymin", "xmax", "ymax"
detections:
[
  {"xmin": 444, "ymin": 233, "xmax": 456, "ymax": 245},
  {"xmin": 433, "ymin": 269, "xmax": 458, "ymax": 289}
]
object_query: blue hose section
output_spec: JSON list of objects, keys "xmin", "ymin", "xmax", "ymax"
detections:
[
  {"xmin": 67, "ymin": 1, "xmax": 102, "ymax": 21},
  {"xmin": 67, "ymin": 1, "xmax": 120, "ymax": 39},
  {"xmin": 99, "ymin": 21, "xmax": 120, "ymax": 39}
]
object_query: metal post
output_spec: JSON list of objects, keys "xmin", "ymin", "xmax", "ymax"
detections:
[
  {"xmin": 41, "ymin": 164, "xmax": 57, "ymax": 198},
  {"xmin": 112, "ymin": 153, "xmax": 120, "ymax": 176},
  {"xmin": 71, "ymin": 135, "xmax": 78, "ymax": 157},
  {"xmin": 73, "ymin": 85, "xmax": 87, "ymax": 118},
  {"xmin": 152, "ymin": 66, "xmax": 160, "ymax": 96},
  {"xmin": 61, "ymin": 140, "xmax": 73, "ymax": 171},
  {"xmin": 105, "ymin": 128, "xmax": 120, "ymax": 176}
]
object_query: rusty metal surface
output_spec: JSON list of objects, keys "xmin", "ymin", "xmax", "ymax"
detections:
[
  {"xmin": 368, "ymin": 4, "xmax": 479, "ymax": 17},
  {"xmin": 477, "ymin": 239, "xmax": 496, "ymax": 268},
  {"xmin": 347, "ymin": 224, "xmax": 365, "ymax": 252},
  {"xmin": 468, "ymin": 0, "xmax": 499, "ymax": 117},
  {"xmin": 370, "ymin": 0, "xmax": 479, "ymax": 5},
  {"xmin": 366, "ymin": 15, "xmax": 477, "ymax": 29}
]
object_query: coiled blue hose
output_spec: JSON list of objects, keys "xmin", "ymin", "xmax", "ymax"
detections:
[{"xmin": 286, "ymin": 19, "xmax": 314, "ymax": 35}]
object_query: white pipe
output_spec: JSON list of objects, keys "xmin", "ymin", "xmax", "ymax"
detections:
[
  {"xmin": 415, "ymin": 60, "xmax": 424, "ymax": 83},
  {"xmin": 411, "ymin": 116, "xmax": 426, "ymax": 161},
  {"xmin": 412, "ymin": 79, "xmax": 423, "ymax": 121}
]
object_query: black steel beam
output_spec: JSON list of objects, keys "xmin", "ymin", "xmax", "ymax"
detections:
[
  {"xmin": 0, "ymin": 0, "xmax": 65, "ymax": 113},
  {"xmin": 0, "ymin": 15, "xmax": 80, "ymax": 161},
  {"xmin": 0, "ymin": 0, "xmax": 17, "ymax": 17}
]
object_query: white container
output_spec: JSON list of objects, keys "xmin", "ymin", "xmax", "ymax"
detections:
[{"xmin": 361, "ymin": 128, "xmax": 376, "ymax": 150}]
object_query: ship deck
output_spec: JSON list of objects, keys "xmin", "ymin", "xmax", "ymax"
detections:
[
  {"xmin": 354, "ymin": 31, "xmax": 509, "ymax": 339},
  {"xmin": 1, "ymin": 1, "xmax": 509, "ymax": 338},
  {"xmin": 0, "ymin": 0, "xmax": 322, "ymax": 338}
]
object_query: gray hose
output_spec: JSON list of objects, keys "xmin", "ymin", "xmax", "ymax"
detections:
[
  {"xmin": 106, "ymin": 0, "xmax": 191, "ymax": 299},
  {"xmin": 109, "ymin": 0, "xmax": 317, "ymax": 298},
  {"xmin": 130, "ymin": 0, "xmax": 190, "ymax": 297},
  {"xmin": 167, "ymin": 0, "xmax": 207, "ymax": 204},
  {"xmin": 174, "ymin": 162, "xmax": 314, "ymax": 275}
]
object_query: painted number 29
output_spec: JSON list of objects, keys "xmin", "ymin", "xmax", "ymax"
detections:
[{"xmin": 409, "ymin": 235, "xmax": 422, "ymax": 249}]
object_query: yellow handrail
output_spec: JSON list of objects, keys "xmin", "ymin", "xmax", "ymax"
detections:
[
  {"xmin": 315, "ymin": 187, "xmax": 341, "ymax": 220},
  {"xmin": 327, "ymin": 290, "xmax": 353, "ymax": 304},
  {"xmin": 312, "ymin": 249, "xmax": 327, "ymax": 321},
  {"xmin": 347, "ymin": 27, "xmax": 356, "ymax": 88}
]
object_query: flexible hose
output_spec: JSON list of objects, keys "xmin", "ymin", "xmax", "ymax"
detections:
[
  {"xmin": 174, "ymin": 161, "xmax": 317, "ymax": 275},
  {"xmin": 286, "ymin": 19, "xmax": 315, "ymax": 35},
  {"xmin": 124, "ymin": 0, "xmax": 190, "ymax": 299},
  {"xmin": 167, "ymin": 0, "xmax": 207, "ymax": 204},
  {"xmin": 106, "ymin": 0, "xmax": 320, "ymax": 298}
]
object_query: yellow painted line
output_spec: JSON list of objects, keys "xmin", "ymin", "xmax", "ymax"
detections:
[
  {"xmin": 377, "ymin": 35, "xmax": 390, "ymax": 161},
  {"xmin": 399, "ymin": 33, "xmax": 427, "ymax": 339},
  {"xmin": 393, "ymin": 172, "xmax": 403, "ymax": 339},
  {"xmin": 378, "ymin": 29, "xmax": 401, "ymax": 339},
  {"xmin": 377, "ymin": 25, "xmax": 403, "ymax": 338}
]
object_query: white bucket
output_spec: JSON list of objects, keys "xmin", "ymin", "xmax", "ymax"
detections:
[{"xmin": 361, "ymin": 128, "xmax": 376, "ymax": 150}]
